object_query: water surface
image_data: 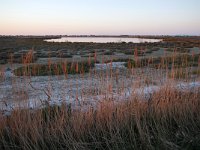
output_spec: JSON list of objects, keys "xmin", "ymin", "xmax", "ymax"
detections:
[{"xmin": 45, "ymin": 37, "xmax": 162, "ymax": 43}]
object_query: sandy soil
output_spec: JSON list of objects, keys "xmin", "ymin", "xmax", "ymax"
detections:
[{"xmin": 0, "ymin": 61, "xmax": 199, "ymax": 115}]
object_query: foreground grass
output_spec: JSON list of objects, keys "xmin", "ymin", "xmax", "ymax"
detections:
[{"xmin": 0, "ymin": 88, "xmax": 200, "ymax": 150}]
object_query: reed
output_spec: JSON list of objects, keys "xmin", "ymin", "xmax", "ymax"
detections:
[
  {"xmin": 0, "ymin": 87, "xmax": 199, "ymax": 150},
  {"xmin": 0, "ymin": 49, "xmax": 199, "ymax": 150}
]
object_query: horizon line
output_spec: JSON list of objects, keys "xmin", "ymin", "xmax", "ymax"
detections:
[{"xmin": 0, "ymin": 34, "xmax": 200, "ymax": 37}]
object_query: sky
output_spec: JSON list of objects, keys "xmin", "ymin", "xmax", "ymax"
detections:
[{"xmin": 0, "ymin": 0, "xmax": 200, "ymax": 35}]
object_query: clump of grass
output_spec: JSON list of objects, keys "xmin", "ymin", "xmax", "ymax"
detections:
[
  {"xmin": 124, "ymin": 54, "xmax": 200, "ymax": 69},
  {"xmin": 192, "ymin": 69, "xmax": 200, "ymax": 75},
  {"xmin": 166, "ymin": 47, "xmax": 190, "ymax": 53},
  {"xmin": 124, "ymin": 59, "xmax": 148, "ymax": 68},
  {"xmin": 168, "ymin": 68, "xmax": 189, "ymax": 79},
  {"xmin": 104, "ymin": 51, "xmax": 114, "ymax": 55},
  {"xmin": 123, "ymin": 50, "xmax": 143, "ymax": 56},
  {"xmin": 13, "ymin": 61, "xmax": 96, "ymax": 76},
  {"xmin": 104, "ymin": 58, "xmax": 130, "ymax": 63}
]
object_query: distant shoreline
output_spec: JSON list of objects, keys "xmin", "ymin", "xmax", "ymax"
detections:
[{"xmin": 0, "ymin": 35, "xmax": 200, "ymax": 39}]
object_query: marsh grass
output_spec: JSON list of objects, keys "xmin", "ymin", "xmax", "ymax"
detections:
[
  {"xmin": 0, "ymin": 49, "xmax": 200, "ymax": 150},
  {"xmin": 13, "ymin": 61, "xmax": 96, "ymax": 76},
  {"xmin": 0, "ymin": 88, "xmax": 200, "ymax": 150},
  {"xmin": 123, "ymin": 53, "xmax": 200, "ymax": 70}
]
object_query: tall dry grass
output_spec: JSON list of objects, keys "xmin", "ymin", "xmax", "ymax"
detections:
[
  {"xmin": 0, "ymin": 88, "xmax": 199, "ymax": 150},
  {"xmin": 0, "ymin": 49, "xmax": 199, "ymax": 150}
]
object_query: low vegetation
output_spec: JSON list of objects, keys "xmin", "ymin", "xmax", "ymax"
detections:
[
  {"xmin": 14, "ymin": 61, "xmax": 96, "ymax": 76},
  {"xmin": 1, "ymin": 36, "xmax": 200, "ymax": 64},
  {"xmin": 124, "ymin": 54, "xmax": 200, "ymax": 69}
]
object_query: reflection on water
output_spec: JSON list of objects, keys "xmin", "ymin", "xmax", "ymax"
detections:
[{"xmin": 45, "ymin": 37, "xmax": 162, "ymax": 43}]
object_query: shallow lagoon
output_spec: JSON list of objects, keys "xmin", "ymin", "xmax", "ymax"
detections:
[{"xmin": 45, "ymin": 37, "xmax": 162, "ymax": 43}]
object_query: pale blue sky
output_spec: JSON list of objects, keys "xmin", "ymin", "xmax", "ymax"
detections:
[{"xmin": 0, "ymin": 0, "xmax": 200, "ymax": 35}]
